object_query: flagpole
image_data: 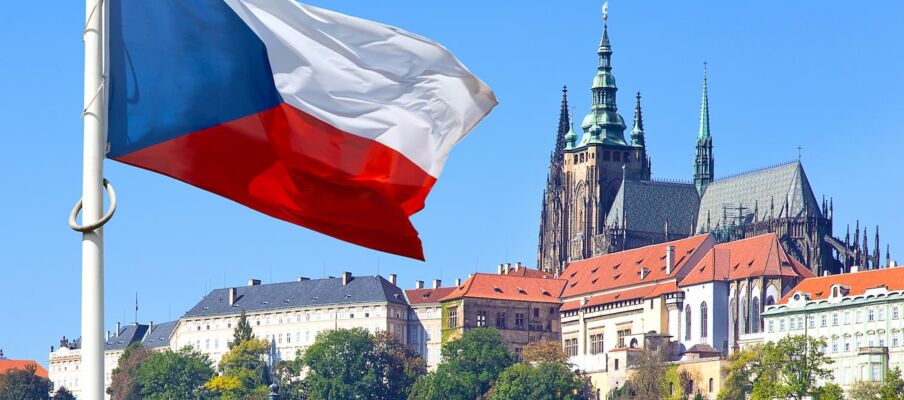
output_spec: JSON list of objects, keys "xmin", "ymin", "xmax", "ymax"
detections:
[{"xmin": 81, "ymin": 0, "xmax": 106, "ymax": 397}]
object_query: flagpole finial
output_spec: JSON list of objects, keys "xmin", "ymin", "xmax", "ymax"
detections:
[{"xmin": 602, "ymin": 1, "xmax": 609, "ymax": 21}]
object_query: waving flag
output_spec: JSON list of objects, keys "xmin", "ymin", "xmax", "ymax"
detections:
[{"xmin": 106, "ymin": 0, "xmax": 496, "ymax": 260}]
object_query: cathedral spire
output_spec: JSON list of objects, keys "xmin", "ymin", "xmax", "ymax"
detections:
[
  {"xmin": 693, "ymin": 63, "xmax": 714, "ymax": 195},
  {"xmin": 579, "ymin": 2, "xmax": 627, "ymax": 146},
  {"xmin": 631, "ymin": 91, "xmax": 645, "ymax": 147},
  {"xmin": 698, "ymin": 63, "xmax": 711, "ymax": 140},
  {"xmin": 555, "ymin": 86, "xmax": 570, "ymax": 154}
]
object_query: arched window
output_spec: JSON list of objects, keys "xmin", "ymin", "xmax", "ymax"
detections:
[
  {"xmin": 709, "ymin": 378, "xmax": 714, "ymax": 393},
  {"xmin": 685, "ymin": 304, "xmax": 692, "ymax": 340},
  {"xmin": 701, "ymin": 302, "xmax": 708, "ymax": 339},
  {"xmin": 765, "ymin": 296, "xmax": 775, "ymax": 306},
  {"xmin": 630, "ymin": 338, "xmax": 638, "ymax": 348},
  {"xmin": 751, "ymin": 297, "xmax": 761, "ymax": 333}
]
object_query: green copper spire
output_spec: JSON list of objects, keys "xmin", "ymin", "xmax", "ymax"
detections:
[
  {"xmin": 631, "ymin": 91, "xmax": 645, "ymax": 147},
  {"xmin": 565, "ymin": 111, "xmax": 578, "ymax": 149},
  {"xmin": 698, "ymin": 63, "xmax": 711, "ymax": 140},
  {"xmin": 580, "ymin": 4, "xmax": 627, "ymax": 146},
  {"xmin": 694, "ymin": 63, "xmax": 714, "ymax": 194}
]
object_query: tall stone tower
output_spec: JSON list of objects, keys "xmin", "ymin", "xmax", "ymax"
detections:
[
  {"xmin": 538, "ymin": 13, "xmax": 651, "ymax": 274},
  {"xmin": 693, "ymin": 65, "xmax": 714, "ymax": 195}
]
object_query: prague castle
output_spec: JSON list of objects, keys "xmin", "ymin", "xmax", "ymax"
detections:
[{"xmin": 537, "ymin": 12, "xmax": 883, "ymax": 277}]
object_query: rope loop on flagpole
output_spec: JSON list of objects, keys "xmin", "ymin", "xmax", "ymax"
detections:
[
  {"xmin": 82, "ymin": 0, "xmax": 104, "ymax": 43},
  {"xmin": 69, "ymin": 178, "xmax": 117, "ymax": 232}
]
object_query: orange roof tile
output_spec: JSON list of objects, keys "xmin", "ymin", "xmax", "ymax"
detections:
[
  {"xmin": 0, "ymin": 360, "xmax": 48, "ymax": 378},
  {"xmin": 503, "ymin": 267, "xmax": 555, "ymax": 279},
  {"xmin": 561, "ymin": 234, "xmax": 714, "ymax": 298},
  {"xmin": 440, "ymin": 273, "xmax": 567, "ymax": 304},
  {"xmin": 560, "ymin": 281, "xmax": 679, "ymax": 311},
  {"xmin": 404, "ymin": 287, "xmax": 457, "ymax": 305},
  {"xmin": 779, "ymin": 267, "xmax": 904, "ymax": 303},
  {"xmin": 679, "ymin": 233, "xmax": 814, "ymax": 286}
]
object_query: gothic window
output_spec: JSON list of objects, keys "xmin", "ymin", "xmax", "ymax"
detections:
[
  {"xmin": 750, "ymin": 297, "xmax": 760, "ymax": 333},
  {"xmin": 685, "ymin": 305, "xmax": 692, "ymax": 341},
  {"xmin": 765, "ymin": 296, "xmax": 775, "ymax": 306},
  {"xmin": 701, "ymin": 302, "xmax": 708, "ymax": 339}
]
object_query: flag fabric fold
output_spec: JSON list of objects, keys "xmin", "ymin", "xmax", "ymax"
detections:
[{"xmin": 107, "ymin": 0, "xmax": 496, "ymax": 260}]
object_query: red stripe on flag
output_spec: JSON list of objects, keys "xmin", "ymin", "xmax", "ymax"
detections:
[{"xmin": 115, "ymin": 103, "xmax": 435, "ymax": 260}]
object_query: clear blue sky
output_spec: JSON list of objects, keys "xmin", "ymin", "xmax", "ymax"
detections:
[{"xmin": 1, "ymin": 1, "xmax": 902, "ymax": 365}]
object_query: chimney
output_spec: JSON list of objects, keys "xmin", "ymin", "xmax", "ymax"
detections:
[
  {"xmin": 455, "ymin": 278, "xmax": 462, "ymax": 286},
  {"xmin": 892, "ymin": 261, "xmax": 898, "ymax": 268},
  {"xmin": 415, "ymin": 280, "xmax": 424, "ymax": 289},
  {"xmin": 248, "ymin": 279, "xmax": 261, "ymax": 287},
  {"xmin": 115, "ymin": 322, "xmax": 121, "ymax": 335},
  {"xmin": 389, "ymin": 274, "xmax": 397, "ymax": 286},
  {"xmin": 297, "ymin": 276, "xmax": 310, "ymax": 282},
  {"xmin": 228, "ymin": 288, "xmax": 237, "ymax": 306},
  {"xmin": 851, "ymin": 265, "xmax": 860, "ymax": 273},
  {"xmin": 149, "ymin": 321, "xmax": 154, "ymax": 332},
  {"xmin": 640, "ymin": 268, "xmax": 647, "ymax": 280},
  {"xmin": 666, "ymin": 246, "xmax": 676, "ymax": 275},
  {"xmin": 105, "ymin": 331, "xmax": 111, "ymax": 341},
  {"xmin": 341, "ymin": 271, "xmax": 352, "ymax": 286},
  {"xmin": 497, "ymin": 264, "xmax": 504, "ymax": 275},
  {"xmin": 515, "ymin": 261, "xmax": 522, "ymax": 271},
  {"xmin": 505, "ymin": 263, "xmax": 512, "ymax": 274},
  {"xmin": 580, "ymin": 296, "xmax": 589, "ymax": 306},
  {"xmin": 433, "ymin": 279, "xmax": 442, "ymax": 289}
]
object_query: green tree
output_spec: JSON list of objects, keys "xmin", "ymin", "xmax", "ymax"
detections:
[
  {"xmin": 207, "ymin": 337, "xmax": 271, "ymax": 400},
  {"xmin": 301, "ymin": 328, "xmax": 423, "ymax": 400},
  {"xmin": 0, "ymin": 363, "xmax": 51, "ymax": 400},
  {"xmin": 717, "ymin": 345, "xmax": 766, "ymax": 400},
  {"xmin": 232, "ymin": 310, "xmax": 254, "ymax": 348},
  {"xmin": 520, "ymin": 341, "xmax": 571, "ymax": 365},
  {"xmin": 273, "ymin": 356, "xmax": 307, "ymax": 400},
  {"xmin": 879, "ymin": 367, "xmax": 904, "ymax": 400},
  {"xmin": 107, "ymin": 343, "xmax": 151, "ymax": 400},
  {"xmin": 372, "ymin": 331, "xmax": 427, "ymax": 399},
  {"xmin": 50, "ymin": 387, "xmax": 76, "ymax": 400},
  {"xmin": 815, "ymin": 383, "xmax": 844, "ymax": 400},
  {"xmin": 409, "ymin": 327, "xmax": 514, "ymax": 400},
  {"xmin": 624, "ymin": 347, "xmax": 668, "ymax": 400},
  {"xmin": 134, "ymin": 347, "xmax": 215, "ymax": 399},
  {"xmin": 489, "ymin": 362, "xmax": 586, "ymax": 400},
  {"xmin": 848, "ymin": 380, "xmax": 881, "ymax": 400},
  {"xmin": 750, "ymin": 336, "xmax": 833, "ymax": 400}
]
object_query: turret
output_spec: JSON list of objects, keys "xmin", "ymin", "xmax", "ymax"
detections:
[
  {"xmin": 694, "ymin": 63, "xmax": 714, "ymax": 194},
  {"xmin": 579, "ymin": 7, "xmax": 627, "ymax": 146},
  {"xmin": 631, "ymin": 92, "xmax": 645, "ymax": 147}
]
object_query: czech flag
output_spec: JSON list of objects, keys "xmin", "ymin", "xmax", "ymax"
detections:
[{"xmin": 106, "ymin": 0, "xmax": 497, "ymax": 260}]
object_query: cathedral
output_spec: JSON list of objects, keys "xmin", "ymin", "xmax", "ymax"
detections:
[{"xmin": 537, "ymin": 14, "xmax": 883, "ymax": 276}]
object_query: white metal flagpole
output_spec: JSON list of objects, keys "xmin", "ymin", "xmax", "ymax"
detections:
[{"xmin": 81, "ymin": 0, "xmax": 106, "ymax": 397}]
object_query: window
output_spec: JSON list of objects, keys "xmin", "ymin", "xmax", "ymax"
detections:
[
  {"xmin": 590, "ymin": 333, "xmax": 604, "ymax": 355},
  {"xmin": 685, "ymin": 305, "xmax": 692, "ymax": 340},
  {"xmin": 709, "ymin": 378, "xmax": 714, "ymax": 393},
  {"xmin": 856, "ymin": 310, "xmax": 862, "ymax": 323},
  {"xmin": 564, "ymin": 338, "xmax": 578, "ymax": 357},
  {"xmin": 869, "ymin": 308, "xmax": 875, "ymax": 321},
  {"xmin": 768, "ymin": 320, "xmax": 774, "ymax": 333},
  {"xmin": 880, "ymin": 308, "xmax": 886, "ymax": 321},
  {"xmin": 477, "ymin": 310, "xmax": 487, "ymax": 327},
  {"xmin": 496, "ymin": 312, "xmax": 507, "ymax": 329},
  {"xmin": 831, "ymin": 338, "xmax": 838, "ymax": 353},
  {"xmin": 448, "ymin": 309, "xmax": 458, "ymax": 328},
  {"xmin": 844, "ymin": 311, "xmax": 850, "ymax": 325},
  {"xmin": 894, "ymin": 336, "xmax": 899, "ymax": 347},
  {"xmin": 534, "ymin": 308, "xmax": 540, "ymax": 318},
  {"xmin": 821, "ymin": 314, "xmax": 827, "ymax": 327},
  {"xmin": 515, "ymin": 313, "xmax": 525, "ymax": 330},
  {"xmin": 779, "ymin": 319, "xmax": 785, "ymax": 332},
  {"xmin": 700, "ymin": 302, "xmax": 708, "ymax": 339},
  {"xmin": 894, "ymin": 307, "xmax": 900, "ymax": 320},
  {"xmin": 844, "ymin": 337, "xmax": 850, "ymax": 352},
  {"xmin": 833, "ymin": 312, "xmax": 839, "ymax": 326},
  {"xmin": 617, "ymin": 329, "xmax": 631, "ymax": 348},
  {"xmin": 615, "ymin": 359, "xmax": 620, "ymax": 370},
  {"xmin": 873, "ymin": 365, "xmax": 881, "ymax": 382},
  {"xmin": 809, "ymin": 315, "xmax": 816, "ymax": 329},
  {"xmin": 750, "ymin": 298, "xmax": 761, "ymax": 333},
  {"xmin": 603, "ymin": 151, "xmax": 610, "ymax": 161}
]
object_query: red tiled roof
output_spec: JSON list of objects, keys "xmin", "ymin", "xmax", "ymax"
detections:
[
  {"xmin": 404, "ymin": 287, "xmax": 457, "ymax": 305},
  {"xmin": 560, "ymin": 281, "xmax": 679, "ymax": 311},
  {"xmin": 0, "ymin": 360, "xmax": 48, "ymax": 378},
  {"xmin": 779, "ymin": 266, "xmax": 904, "ymax": 303},
  {"xmin": 503, "ymin": 267, "xmax": 555, "ymax": 279},
  {"xmin": 561, "ymin": 234, "xmax": 714, "ymax": 298},
  {"xmin": 679, "ymin": 233, "xmax": 814, "ymax": 286},
  {"xmin": 440, "ymin": 273, "xmax": 567, "ymax": 304}
]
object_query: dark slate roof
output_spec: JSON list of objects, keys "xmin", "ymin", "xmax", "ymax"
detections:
[
  {"xmin": 142, "ymin": 321, "xmax": 177, "ymax": 349},
  {"xmin": 104, "ymin": 323, "xmax": 148, "ymax": 351},
  {"xmin": 606, "ymin": 179, "xmax": 699, "ymax": 236},
  {"xmin": 184, "ymin": 275, "xmax": 407, "ymax": 318},
  {"xmin": 696, "ymin": 161, "xmax": 820, "ymax": 231}
]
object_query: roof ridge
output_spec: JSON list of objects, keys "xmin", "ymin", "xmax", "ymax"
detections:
[{"xmin": 712, "ymin": 159, "xmax": 799, "ymax": 182}]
